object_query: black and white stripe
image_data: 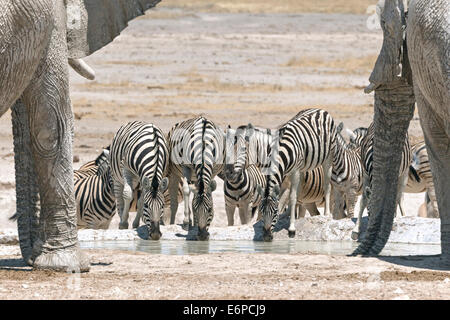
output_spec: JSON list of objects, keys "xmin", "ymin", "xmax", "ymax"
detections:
[
  {"xmin": 74, "ymin": 148, "xmax": 116, "ymax": 229},
  {"xmin": 404, "ymin": 141, "xmax": 439, "ymax": 218},
  {"xmin": 330, "ymin": 123, "xmax": 364, "ymax": 219},
  {"xmin": 167, "ymin": 117, "xmax": 225, "ymax": 240},
  {"xmin": 110, "ymin": 121, "xmax": 169, "ymax": 239},
  {"xmin": 256, "ymin": 108, "xmax": 337, "ymax": 240}
]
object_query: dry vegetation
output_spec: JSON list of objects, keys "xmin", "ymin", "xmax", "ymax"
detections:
[{"xmin": 156, "ymin": 0, "xmax": 378, "ymax": 14}]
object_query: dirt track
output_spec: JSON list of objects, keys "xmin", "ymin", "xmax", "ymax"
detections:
[{"xmin": 0, "ymin": 0, "xmax": 445, "ymax": 300}]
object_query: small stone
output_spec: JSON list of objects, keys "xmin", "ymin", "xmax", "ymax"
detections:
[
  {"xmin": 443, "ymin": 278, "xmax": 450, "ymax": 283},
  {"xmin": 311, "ymin": 283, "xmax": 318, "ymax": 287},
  {"xmin": 22, "ymin": 284, "xmax": 29, "ymax": 289},
  {"xmin": 393, "ymin": 288, "xmax": 404, "ymax": 294},
  {"xmin": 73, "ymin": 155, "xmax": 80, "ymax": 163}
]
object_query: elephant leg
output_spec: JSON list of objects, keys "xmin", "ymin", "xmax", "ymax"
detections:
[
  {"xmin": 11, "ymin": 100, "xmax": 40, "ymax": 265},
  {"xmin": 19, "ymin": 10, "xmax": 89, "ymax": 271},
  {"xmin": 287, "ymin": 171, "xmax": 301, "ymax": 238},
  {"xmin": 322, "ymin": 157, "xmax": 333, "ymax": 217},
  {"xmin": 417, "ymin": 93, "xmax": 450, "ymax": 265}
]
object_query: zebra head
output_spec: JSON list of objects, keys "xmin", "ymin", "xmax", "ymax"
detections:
[
  {"xmin": 191, "ymin": 180, "xmax": 217, "ymax": 241},
  {"xmin": 349, "ymin": 127, "xmax": 368, "ymax": 148},
  {"xmin": 257, "ymin": 183, "xmax": 280, "ymax": 242},
  {"xmin": 141, "ymin": 176, "xmax": 169, "ymax": 240},
  {"xmin": 232, "ymin": 124, "xmax": 255, "ymax": 178}
]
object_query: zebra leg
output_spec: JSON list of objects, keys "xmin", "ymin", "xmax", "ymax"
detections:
[
  {"xmin": 287, "ymin": 171, "xmax": 301, "ymax": 238},
  {"xmin": 352, "ymin": 180, "xmax": 369, "ymax": 240},
  {"xmin": 297, "ymin": 204, "xmax": 306, "ymax": 218},
  {"xmin": 119, "ymin": 170, "xmax": 134, "ymax": 229},
  {"xmin": 181, "ymin": 177, "xmax": 191, "ymax": 230},
  {"xmin": 238, "ymin": 205, "xmax": 248, "ymax": 225},
  {"xmin": 132, "ymin": 191, "xmax": 144, "ymax": 229},
  {"xmin": 346, "ymin": 188, "xmax": 358, "ymax": 219},
  {"xmin": 322, "ymin": 157, "xmax": 333, "ymax": 216},
  {"xmin": 396, "ymin": 172, "xmax": 408, "ymax": 217},
  {"xmin": 225, "ymin": 200, "xmax": 235, "ymax": 226},
  {"xmin": 113, "ymin": 181, "xmax": 126, "ymax": 226},
  {"xmin": 304, "ymin": 203, "xmax": 320, "ymax": 216},
  {"xmin": 168, "ymin": 174, "xmax": 181, "ymax": 226}
]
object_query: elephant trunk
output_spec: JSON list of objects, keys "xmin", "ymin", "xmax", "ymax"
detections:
[
  {"xmin": 11, "ymin": 100, "xmax": 40, "ymax": 265},
  {"xmin": 353, "ymin": 80, "xmax": 415, "ymax": 256}
]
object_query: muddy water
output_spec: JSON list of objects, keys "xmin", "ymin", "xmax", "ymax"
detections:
[{"xmin": 80, "ymin": 240, "xmax": 441, "ymax": 256}]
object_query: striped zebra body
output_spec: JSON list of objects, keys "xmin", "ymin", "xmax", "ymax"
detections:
[
  {"xmin": 257, "ymin": 108, "xmax": 337, "ymax": 240},
  {"xmin": 351, "ymin": 123, "xmax": 411, "ymax": 240},
  {"xmin": 331, "ymin": 124, "xmax": 364, "ymax": 219},
  {"xmin": 405, "ymin": 141, "xmax": 439, "ymax": 218},
  {"xmin": 110, "ymin": 121, "xmax": 169, "ymax": 240},
  {"xmin": 231, "ymin": 124, "xmax": 327, "ymax": 219},
  {"xmin": 74, "ymin": 149, "xmax": 116, "ymax": 229},
  {"xmin": 167, "ymin": 117, "xmax": 225, "ymax": 239},
  {"xmin": 224, "ymin": 164, "xmax": 266, "ymax": 225}
]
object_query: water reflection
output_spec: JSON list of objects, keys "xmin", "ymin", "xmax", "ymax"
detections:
[{"xmin": 80, "ymin": 240, "xmax": 440, "ymax": 257}]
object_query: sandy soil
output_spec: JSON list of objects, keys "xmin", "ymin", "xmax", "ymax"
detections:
[
  {"xmin": 0, "ymin": 1, "xmax": 443, "ymax": 300},
  {"xmin": 0, "ymin": 247, "xmax": 449, "ymax": 300}
]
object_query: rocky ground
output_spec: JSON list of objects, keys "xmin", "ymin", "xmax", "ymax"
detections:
[{"xmin": 0, "ymin": 0, "xmax": 446, "ymax": 300}]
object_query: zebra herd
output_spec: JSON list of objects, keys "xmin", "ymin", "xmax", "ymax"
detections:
[{"xmin": 73, "ymin": 108, "xmax": 439, "ymax": 241}]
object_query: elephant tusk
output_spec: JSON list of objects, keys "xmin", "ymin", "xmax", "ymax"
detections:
[
  {"xmin": 363, "ymin": 82, "xmax": 378, "ymax": 94},
  {"xmin": 68, "ymin": 58, "xmax": 96, "ymax": 80}
]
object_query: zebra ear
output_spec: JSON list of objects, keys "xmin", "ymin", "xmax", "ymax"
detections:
[
  {"xmin": 337, "ymin": 122, "xmax": 344, "ymax": 134},
  {"xmin": 209, "ymin": 180, "xmax": 217, "ymax": 193},
  {"xmin": 142, "ymin": 176, "xmax": 151, "ymax": 189},
  {"xmin": 159, "ymin": 177, "xmax": 169, "ymax": 192},
  {"xmin": 246, "ymin": 123, "xmax": 255, "ymax": 141}
]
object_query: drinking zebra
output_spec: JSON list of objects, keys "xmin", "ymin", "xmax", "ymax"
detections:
[
  {"xmin": 350, "ymin": 123, "xmax": 411, "ymax": 240},
  {"xmin": 404, "ymin": 141, "xmax": 439, "ymax": 218},
  {"xmin": 229, "ymin": 124, "xmax": 330, "ymax": 223},
  {"xmin": 110, "ymin": 121, "xmax": 169, "ymax": 240},
  {"xmin": 167, "ymin": 117, "xmax": 225, "ymax": 240},
  {"xmin": 255, "ymin": 108, "xmax": 338, "ymax": 241},
  {"xmin": 331, "ymin": 123, "xmax": 364, "ymax": 220}
]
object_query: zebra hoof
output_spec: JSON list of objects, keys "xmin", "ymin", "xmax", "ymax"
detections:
[
  {"xmin": 351, "ymin": 231, "xmax": 359, "ymax": 241},
  {"xmin": 119, "ymin": 222, "xmax": 129, "ymax": 230},
  {"xmin": 288, "ymin": 230, "xmax": 295, "ymax": 238}
]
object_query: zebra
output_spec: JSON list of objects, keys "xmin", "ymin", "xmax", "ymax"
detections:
[
  {"xmin": 230, "ymin": 124, "xmax": 333, "ymax": 222},
  {"xmin": 350, "ymin": 123, "xmax": 412, "ymax": 240},
  {"xmin": 74, "ymin": 148, "xmax": 116, "ymax": 229},
  {"xmin": 254, "ymin": 108, "xmax": 337, "ymax": 241},
  {"xmin": 167, "ymin": 116, "xmax": 225, "ymax": 240},
  {"xmin": 330, "ymin": 123, "xmax": 364, "ymax": 220},
  {"xmin": 110, "ymin": 121, "xmax": 169, "ymax": 240},
  {"xmin": 404, "ymin": 141, "xmax": 439, "ymax": 218}
]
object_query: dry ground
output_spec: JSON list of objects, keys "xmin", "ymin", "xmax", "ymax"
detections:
[
  {"xmin": 0, "ymin": 0, "xmax": 440, "ymax": 300},
  {"xmin": 0, "ymin": 248, "xmax": 449, "ymax": 300}
]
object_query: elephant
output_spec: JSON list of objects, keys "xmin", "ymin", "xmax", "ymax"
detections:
[
  {"xmin": 0, "ymin": 0, "xmax": 161, "ymax": 271},
  {"xmin": 352, "ymin": 0, "xmax": 449, "ymax": 266}
]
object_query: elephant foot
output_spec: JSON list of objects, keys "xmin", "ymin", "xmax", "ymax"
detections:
[
  {"xmin": 119, "ymin": 222, "xmax": 129, "ymax": 229},
  {"xmin": 351, "ymin": 231, "xmax": 359, "ymax": 241},
  {"xmin": 33, "ymin": 246, "xmax": 90, "ymax": 273},
  {"xmin": 288, "ymin": 230, "xmax": 296, "ymax": 238}
]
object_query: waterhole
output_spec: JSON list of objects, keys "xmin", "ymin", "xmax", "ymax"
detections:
[{"xmin": 80, "ymin": 240, "xmax": 440, "ymax": 256}]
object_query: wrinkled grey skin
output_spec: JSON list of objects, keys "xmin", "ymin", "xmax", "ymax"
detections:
[
  {"xmin": 0, "ymin": 0, "xmax": 161, "ymax": 271},
  {"xmin": 354, "ymin": 0, "xmax": 449, "ymax": 265}
]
